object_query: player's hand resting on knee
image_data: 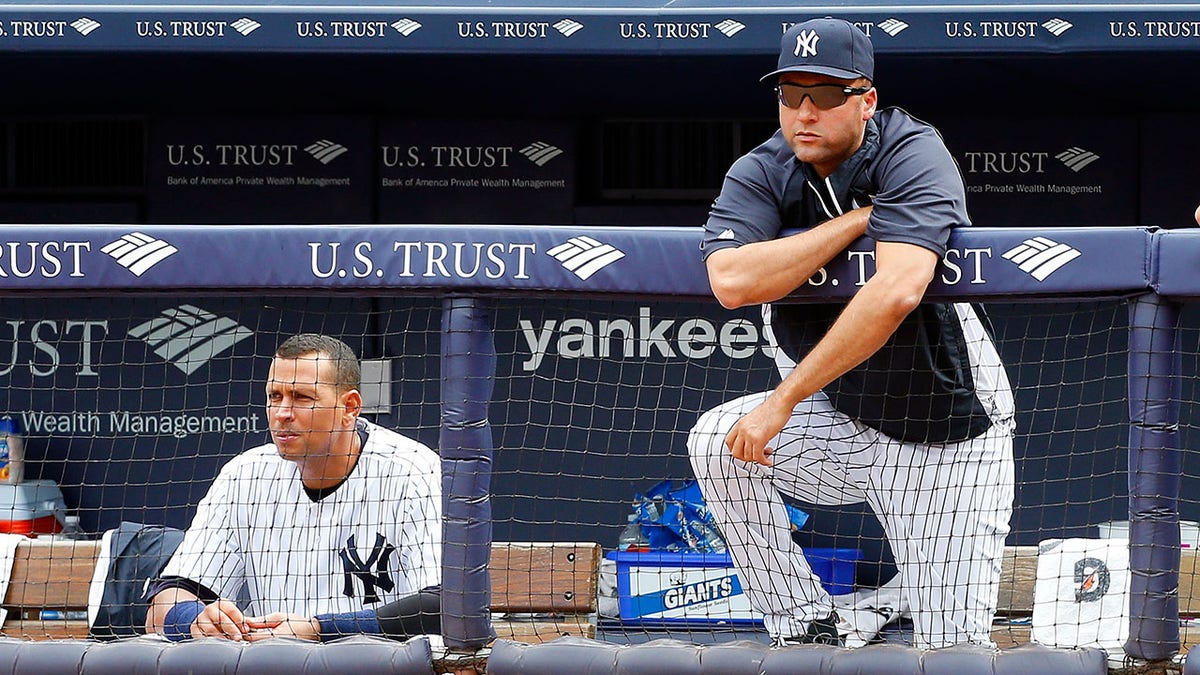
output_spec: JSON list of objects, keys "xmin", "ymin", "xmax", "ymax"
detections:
[{"xmin": 726, "ymin": 395, "xmax": 793, "ymax": 466}]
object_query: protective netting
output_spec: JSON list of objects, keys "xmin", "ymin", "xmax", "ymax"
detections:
[{"xmin": 1, "ymin": 292, "xmax": 1181, "ymax": 661}]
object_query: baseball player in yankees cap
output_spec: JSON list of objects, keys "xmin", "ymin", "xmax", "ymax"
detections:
[{"xmin": 689, "ymin": 17, "xmax": 1016, "ymax": 648}]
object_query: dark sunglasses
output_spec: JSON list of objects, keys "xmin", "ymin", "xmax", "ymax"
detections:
[{"xmin": 774, "ymin": 83, "xmax": 872, "ymax": 110}]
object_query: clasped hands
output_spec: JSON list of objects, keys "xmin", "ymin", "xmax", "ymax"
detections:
[{"xmin": 189, "ymin": 599, "xmax": 320, "ymax": 641}]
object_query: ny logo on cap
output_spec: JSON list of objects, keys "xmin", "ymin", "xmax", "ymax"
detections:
[{"xmin": 794, "ymin": 29, "xmax": 820, "ymax": 57}]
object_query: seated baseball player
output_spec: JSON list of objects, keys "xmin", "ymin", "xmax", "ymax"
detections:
[{"xmin": 144, "ymin": 333, "xmax": 442, "ymax": 642}]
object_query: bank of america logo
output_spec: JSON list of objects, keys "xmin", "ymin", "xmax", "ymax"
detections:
[
  {"xmin": 392, "ymin": 18, "xmax": 422, "ymax": 36},
  {"xmin": 520, "ymin": 141, "xmax": 563, "ymax": 166},
  {"xmin": 305, "ymin": 140, "xmax": 348, "ymax": 164},
  {"xmin": 547, "ymin": 236, "xmax": 626, "ymax": 280},
  {"xmin": 715, "ymin": 20, "xmax": 746, "ymax": 37},
  {"xmin": 101, "ymin": 232, "xmax": 179, "ymax": 277},
  {"xmin": 553, "ymin": 19, "xmax": 583, "ymax": 37},
  {"xmin": 71, "ymin": 17, "xmax": 101, "ymax": 35},
  {"xmin": 1042, "ymin": 18, "xmax": 1073, "ymax": 36},
  {"xmin": 1002, "ymin": 237, "xmax": 1082, "ymax": 281},
  {"xmin": 1056, "ymin": 147, "xmax": 1100, "ymax": 172},
  {"xmin": 877, "ymin": 18, "xmax": 909, "ymax": 36},
  {"xmin": 231, "ymin": 18, "xmax": 261, "ymax": 36},
  {"xmin": 128, "ymin": 305, "xmax": 254, "ymax": 375}
]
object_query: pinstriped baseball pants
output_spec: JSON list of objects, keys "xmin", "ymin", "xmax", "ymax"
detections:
[{"xmin": 688, "ymin": 390, "xmax": 1014, "ymax": 649}]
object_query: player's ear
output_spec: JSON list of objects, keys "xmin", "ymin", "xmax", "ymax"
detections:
[
  {"xmin": 863, "ymin": 86, "xmax": 878, "ymax": 120},
  {"xmin": 341, "ymin": 388, "xmax": 363, "ymax": 422}
]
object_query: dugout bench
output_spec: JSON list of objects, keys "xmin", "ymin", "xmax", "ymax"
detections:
[
  {"xmin": 5, "ymin": 540, "xmax": 1199, "ymax": 655},
  {"xmin": 0, "ymin": 538, "xmax": 601, "ymax": 644}
]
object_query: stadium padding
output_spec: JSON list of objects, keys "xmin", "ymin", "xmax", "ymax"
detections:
[
  {"xmin": 486, "ymin": 637, "xmax": 1108, "ymax": 674},
  {"xmin": 0, "ymin": 635, "xmax": 434, "ymax": 674},
  {"xmin": 0, "ymin": 224, "xmax": 1159, "ymax": 299}
]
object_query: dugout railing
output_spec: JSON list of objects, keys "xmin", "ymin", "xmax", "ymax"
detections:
[{"xmin": 0, "ymin": 223, "xmax": 1195, "ymax": 674}]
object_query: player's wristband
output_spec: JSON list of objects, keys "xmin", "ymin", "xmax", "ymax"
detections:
[
  {"xmin": 163, "ymin": 600, "xmax": 206, "ymax": 642},
  {"xmin": 314, "ymin": 610, "xmax": 382, "ymax": 642}
]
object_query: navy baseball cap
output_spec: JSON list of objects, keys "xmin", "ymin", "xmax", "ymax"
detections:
[{"xmin": 760, "ymin": 17, "xmax": 874, "ymax": 83}]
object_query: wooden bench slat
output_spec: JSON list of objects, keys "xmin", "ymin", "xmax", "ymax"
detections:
[
  {"xmin": 489, "ymin": 542, "xmax": 600, "ymax": 614},
  {"xmin": 491, "ymin": 617, "xmax": 595, "ymax": 643},
  {"xmin": 997, "ymin": 545, "xmax": 1038, "ymax": 615},
  {"xmin": 3, "ymin": 539, "xmax": 100, "ymax": 608},
  {"xmin": 1178, "ymin": 548, "xmax": 1200, "ymax": 616},
  {"xmin": 1, "ymin": 619, "xmax": 90, "ymax": 640}
]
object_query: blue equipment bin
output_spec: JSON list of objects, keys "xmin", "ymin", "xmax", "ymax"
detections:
[{"xmin": 607, "ymin": 548, "xmax": 862, "ymax": 625}]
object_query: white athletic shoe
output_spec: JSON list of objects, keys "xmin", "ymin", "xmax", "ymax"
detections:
[{"xmin": 832, "ymin": 576, "xmax": 908, "ymax": 648}]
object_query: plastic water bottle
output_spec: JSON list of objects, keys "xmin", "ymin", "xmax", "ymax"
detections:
[
  {"xmin": 59, "ymin": 515, "xmax": 84, "ymax": 540},
  {"xmin": 0, "ymin": 416, "xmax": 24, "ymax": 485},
  {"xmin": 40, "ymin": 610, "xmax": 88, "ymax": 621},
  {"xmin": 617, "ymin": 514, "xmax": 649, "ymax": 552}
]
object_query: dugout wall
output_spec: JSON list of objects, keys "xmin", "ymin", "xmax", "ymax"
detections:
[
  {"xmin": 0, "ymin": 222, "xmax": 1196, "ymax": 671},
  {"xmin": 3, "ymin": 1, "xmax": 1200, "ymax": 672}
]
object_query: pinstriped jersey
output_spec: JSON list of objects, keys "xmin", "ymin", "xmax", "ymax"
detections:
[{"xmin": 160, "ymin": 419, "xmax": 441, "ymax": 617}]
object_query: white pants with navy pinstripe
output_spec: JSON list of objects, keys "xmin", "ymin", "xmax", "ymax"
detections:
[{"xmin": 688, "ymin": 390, "xmax": 1014, "ymax": 649}]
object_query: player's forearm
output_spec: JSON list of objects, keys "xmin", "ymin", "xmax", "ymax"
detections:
[
  {"xmin": 771, "ymin": 263, "xmax": 928, "ymax": 409},
  {"xmin": 707, "ymin": 207, "xmax": 871, "ymax": 308},
  {"xmin": 313, "ymin": 609, "xmax": 381, "ymax": 640},
  {"xmin": 305, "ymin": 587, "xmax": 443, "ymax": 641},
  {"xmin": 145, "ymin": 587, "xmax": 201, "ymax": 635}
]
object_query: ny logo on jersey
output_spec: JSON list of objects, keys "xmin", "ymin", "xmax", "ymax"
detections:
[
  {"xmin": 339, "ymin": 532, "xmax": 397, "ymax": 604},
  {"xmin": 794, "ymin": 30, "xmax": 819, "ymax": 58}
]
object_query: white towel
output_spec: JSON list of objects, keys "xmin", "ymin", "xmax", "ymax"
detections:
[
  {"xmin": 0, "ymin": 533, "xmax": 29, "ymax": 627},
  {"xmin": 1032, "ymin": 537, "xmax": 1130, "ymax": 654},
  {"xmin": 87, "ymin": 528, "xmax": 119, "ymax": 628}
]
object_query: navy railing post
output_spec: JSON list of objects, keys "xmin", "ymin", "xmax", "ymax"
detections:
[
  {"xmin": 1125, "ymin": 292, "xmax": 1182, "ymax": 661},
  {"xmin": 439, "ymin": 297, "xmax": 497, "ymax": 651}
]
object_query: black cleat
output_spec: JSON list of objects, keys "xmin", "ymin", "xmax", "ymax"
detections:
[{"xmin": 776, "ymin": 611, "xmax": 844, "ymax": 647}]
